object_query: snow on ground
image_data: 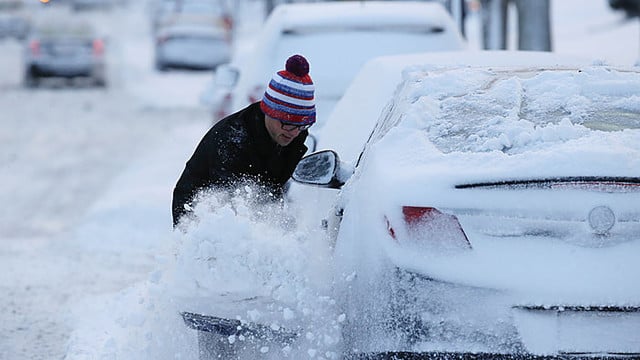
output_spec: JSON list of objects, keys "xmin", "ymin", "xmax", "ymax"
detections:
[{"xmin": 0, "ymin": 0, "xmax": 638, "ymax": 359}]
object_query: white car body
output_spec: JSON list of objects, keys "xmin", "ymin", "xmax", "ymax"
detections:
[
  {"xmin": 200, "ymin": 1, "xmax": 466, "ymax": 127},
  {"xmin": 292, "ymin": 58, "xmax": 640, "ymax": 357},
  {"xmin": 154, "ymin": 23, "xmax": 231, "ymax": 71}
]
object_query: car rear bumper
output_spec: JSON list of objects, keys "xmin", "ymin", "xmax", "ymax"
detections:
[
  {"xmin": 346, "ymin": 269, "xmax": 640, "ymax": 357},
  {"xmin": 513, "ymin": 305, "xmax": 640, "ymax": 355},
  {"xmin": 28, "ymin": 61, "xmax": 104, "ymax": 78},
  {"xmin": 347, "ymin": 351, "xmax": 638, "ymax": 359}
]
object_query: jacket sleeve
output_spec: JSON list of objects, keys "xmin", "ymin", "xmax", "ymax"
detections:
[{"xmin": 172, "ymin": 126, "xmax": 253, "ymax": 227}]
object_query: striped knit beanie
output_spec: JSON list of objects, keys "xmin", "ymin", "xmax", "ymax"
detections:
[{"xmin": 260, "ymin": 54, "xmax": 316, "ymax": 126}]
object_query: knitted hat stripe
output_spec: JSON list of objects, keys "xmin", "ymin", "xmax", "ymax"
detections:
[
  {"xmin": 273, "ymin": 70, "xmax": 315, "ymax": 91},
  {"xmin": 262, "ymin": 95, "xmax": 315, "ymax": 117},
  {"xmin": 265, "ymin": 84, "xmax": 315, "ymax": 107},
  {"xmin": 264, "ymin": 92, "xmax": 314, "ymax": 110},
  {"xmin": 267, "ymin": 80, "xmax": 314, "ymax": 101},
  {"xmin": 271, "ymin": 73, "xmax": 315, "ymax": 96},
  {"xmin": 262, "ymin": 106, "xmax": 316, "ymax": 125}
]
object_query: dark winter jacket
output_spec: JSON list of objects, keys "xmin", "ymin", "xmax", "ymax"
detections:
[{"xmin": 172, "ymin": 102, "xmax": 308, "ymax": 226}]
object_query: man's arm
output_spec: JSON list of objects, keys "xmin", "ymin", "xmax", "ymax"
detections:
[{"xmin": 172, "ymin": 128, "xmax": 253, "ymax": 227}]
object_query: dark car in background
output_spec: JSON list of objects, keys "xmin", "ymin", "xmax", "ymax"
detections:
[{"xmin": 23, "ymin": 20, "xmax": 107, "ymax": 87}]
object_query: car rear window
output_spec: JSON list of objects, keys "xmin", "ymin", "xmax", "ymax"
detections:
[
  {"xmin": 33, "ymin": 22, "xmax": 95, "ymax": 38},
  {"xmin": 400, "ymin": 67, "xmax": 640, "ymax": 154},
  {"xmin": 282, "ymin": 24, "xmax": 445, "ymax": 35},
  {"xmin": 274, "ymin": 30, "xmax": 463, "ymax": 99}
]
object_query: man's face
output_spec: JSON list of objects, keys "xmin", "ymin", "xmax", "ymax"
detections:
[{"xmin": 264, "ymin": 116, "xmax": 304, "ymax": 146}]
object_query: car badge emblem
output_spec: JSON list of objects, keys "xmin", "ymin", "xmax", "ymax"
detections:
[{"xmin": 587, "ymin": 205, "xmax": 615, "ymax": 235}]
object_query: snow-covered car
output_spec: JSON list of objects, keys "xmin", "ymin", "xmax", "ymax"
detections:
[
  {"xmin": 199, "ymin": 0, "xmax": 466, "ymax": 127},
  {"xmin": 23, "ymin": 20, "xmax": 107, "ymax": 87},
  {"xmin": 288, "ymin": 51, "xmax": 595, "ymax": 234},
  {"xmin": 154, "ymin": 22, "xmax": 231, "ymax": 71},
  {"xmin": 292, "ymin": 63, "xmax": 640, "ymax": 357}
]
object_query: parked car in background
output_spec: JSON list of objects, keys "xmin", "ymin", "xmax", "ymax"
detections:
[
  {"xmin": 149, "ymin": 0, "xmax": 177, "ymax": 30},
  {"xmin": 23, "ymin": 20, "xmax": 107, "ymax": 87},
  {"xmin": 0, "ymin": 0, "xmax": 30, "ymax": 40},
  {"xmin": 200, "ymin": 1, "xmax": 466, "ymax": 127},
  {"xmin": 292, "ymin": 57, "xmax": 640, "ymax": 358},
  {"xmin": 150, "ymin": 0, "xmax": 232, "ymax": 33},
  {"xmin": 154, "ymin": 22, "xmax": 231, "ymax": 71},
  {"xmin": 69, "ymin": 0, "xmax": 113, "ymax": 11}
]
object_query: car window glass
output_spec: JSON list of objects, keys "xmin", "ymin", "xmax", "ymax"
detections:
[{"xmin": 401, "ymin": 68, "xmax": 640, "ymax": 154}]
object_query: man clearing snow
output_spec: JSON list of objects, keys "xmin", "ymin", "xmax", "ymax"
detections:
[{"xmin": 172, "ymin": 54, "xmax": 316, "ymax": 228}]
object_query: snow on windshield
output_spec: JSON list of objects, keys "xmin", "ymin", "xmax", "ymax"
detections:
[{"xmin": 396, "ymin": 66, "xmax": 640, "ymax": 154}]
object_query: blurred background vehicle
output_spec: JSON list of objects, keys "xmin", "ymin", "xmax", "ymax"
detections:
[
  {"xmin": 0, "ymin": 0, "xmax": 30, "ymax": 40},
  {"xmin": 200, "ymin": 1, "xmax": 467, "ymax": 128},
  {"xmin": 69, "ymin": 0, "xmax": 113, "ymax": 11},
  {"xmin": 149, "ymin": 0, "xmax": 233, "ymax": 71},
  {"xmin": 23, "ymin": 19, "xmax": 107, "ymax": 87},
  {"xmin": 150, "ymin": 0, "xmax": 233, "ymax": 33},
  {"xmin": 149, "ymin": 0, "xmax": 178, "ymax": 31},
  {"xmin": 154, "ymin": 21, "xmax": 231, "ymax": 71}
]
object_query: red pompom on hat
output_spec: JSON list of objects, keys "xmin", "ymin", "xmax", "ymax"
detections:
[
  {"xmin": 261, "ymin": 54, "xmax": 316, "ymax": 125},
  {"xmin": 286, "ymin": 54, "xmax": 310, "ymax": 77}
]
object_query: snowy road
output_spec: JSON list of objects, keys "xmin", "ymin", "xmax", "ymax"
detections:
[
  {"xmin": 0, "ymin": 0, "xmax": 638, "ymax": 359},
  {"xmin": 0, "ymin": 3, "xmax": 214, "ymax": 358},
  {"xmin": 0, "ymin": 82, "xmax": 206, "ymax": 358}
]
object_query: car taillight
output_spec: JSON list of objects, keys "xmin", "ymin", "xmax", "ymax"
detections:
[
  {"xmin": 29, "ymin": 40, "xmax": 40, "ymax": 55},
  {"xmin": 386, "ymin": 206, "xmax": 472, "ymax": 251},
  {"xmin": 92, "ymin": 39, "xmax": 104, "ymax": 56},
  {"xmin": 222, "ymin": 15, "xmax": 233, "ymax": 32}
]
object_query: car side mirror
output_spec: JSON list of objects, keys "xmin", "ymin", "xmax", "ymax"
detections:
[{"xmin": 292, "ymin": 150, "xmax": 352, "ymax": 189}]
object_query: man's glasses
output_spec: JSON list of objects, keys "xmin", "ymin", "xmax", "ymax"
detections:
[{"xmin": 280, "ymin": 122, "xmax": 312, "ymax": 131}]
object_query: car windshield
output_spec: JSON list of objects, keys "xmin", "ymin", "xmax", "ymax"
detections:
[
  {"xmin": 178, "ymin": 2, "xmax": 225, "ymax": 15},
  {"xmin": 33, "ymin": 22, "xmax": 95, "ymax": 38},
  {"xmin": 378, "ymin": 67, "xmax": 640, "ymax": 155}
]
